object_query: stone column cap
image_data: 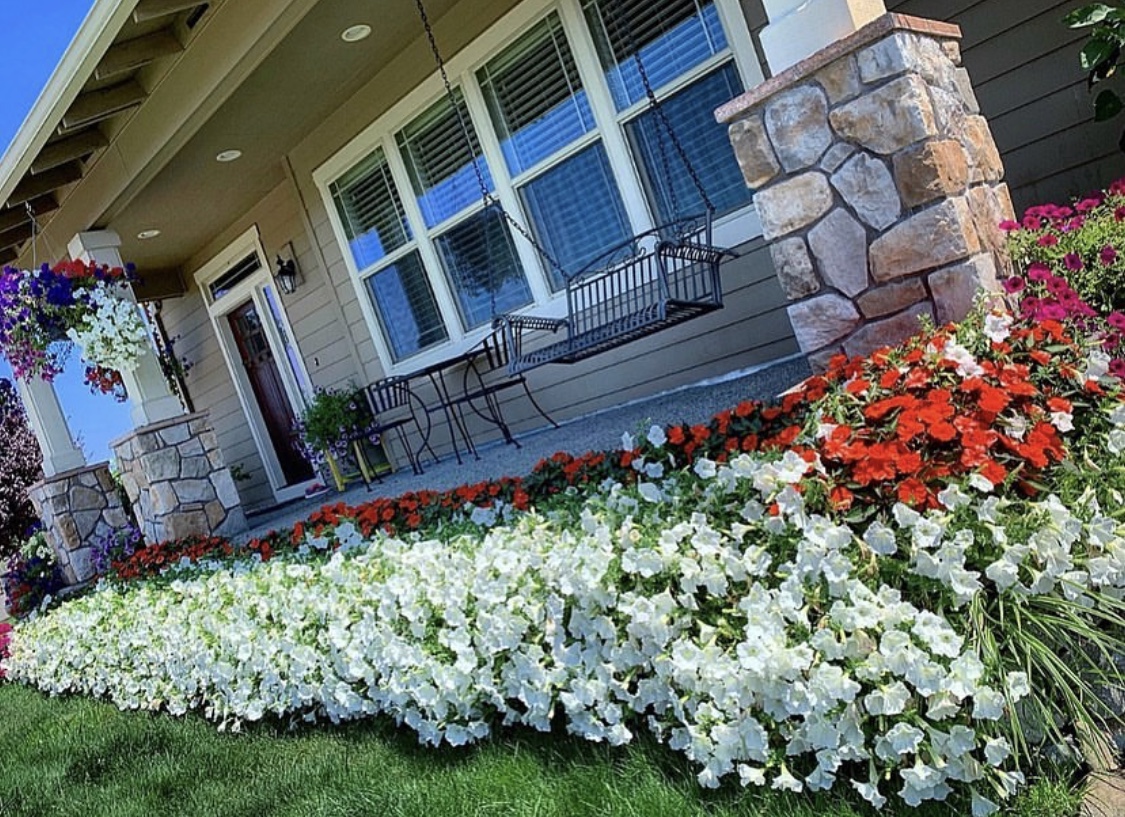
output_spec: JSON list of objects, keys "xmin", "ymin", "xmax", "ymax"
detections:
[
  {"xmin": 109, "ymin": 410, "xmax": 212, "ymax": 448},
  {"xmin": 715, "ymin": 13, "xmax": 962, "ymax": 124},
  {"xmin": 29, "ymin": 460, "xmax": 113, "ymax": 491}
]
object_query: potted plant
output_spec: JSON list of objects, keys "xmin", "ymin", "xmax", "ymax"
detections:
[{"xmin": 295, "ymin": 385, "xmax": 387, "ymax": 491}]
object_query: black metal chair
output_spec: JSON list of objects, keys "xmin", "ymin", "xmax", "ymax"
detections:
[
  {"xmin": 448, "ymin": 328, "xmax": 559, "ymax": 450},
  {"xmin": 365, "ymin": 376, "xmax": 437, "ymax": 475}
]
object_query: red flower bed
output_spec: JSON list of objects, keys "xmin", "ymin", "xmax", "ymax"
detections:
[{"xmin": 0, "ymin": 621, "xmax": 12, "ymax": 679}]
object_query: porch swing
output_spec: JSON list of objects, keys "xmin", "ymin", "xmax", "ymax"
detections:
[{"xmin": 411, "ymin": 0, "xmax": 737, "ymax": 376}]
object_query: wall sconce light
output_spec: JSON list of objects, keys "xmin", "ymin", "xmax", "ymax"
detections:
[{"xmin": 275, "ymin": 254, "xmax": 299, "ymax": 295}]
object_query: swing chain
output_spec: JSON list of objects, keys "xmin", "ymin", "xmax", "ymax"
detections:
[
  {"xmin": 412, "ymin": 0, "xmax": 567, "ymax": 281},
  {"xmin": 607, "ymin": 0, "xmax": 715, "ymax": 217}
]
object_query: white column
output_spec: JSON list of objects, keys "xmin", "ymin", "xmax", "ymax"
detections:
[
  {"xmin": 760, "ymin": 0, "xmax": 887, "ymax": 74},
  {"xmin": 14, "ymin": 376, "xmax": 85, "ymax": 477},
  {"xmin": 68, "ymin": 230, "xmax": 183, "ymax": 428}
]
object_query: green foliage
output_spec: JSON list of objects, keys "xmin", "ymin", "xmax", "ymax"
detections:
[
  {"xmin": 1067, "ymin": 3, "xmax": 1125, "ymax": 147},
  {"xmin": 0, "ymin": 683, "xmax": 1080, "ymax": 817},
  {"xmin": 295, "ymin": 385, "xmax": 374, "ymax": 458}
]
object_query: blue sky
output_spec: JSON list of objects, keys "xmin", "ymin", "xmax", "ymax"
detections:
[{"xmin": 0, "ymin": 1, "xmax": 134, "ymax": 463}]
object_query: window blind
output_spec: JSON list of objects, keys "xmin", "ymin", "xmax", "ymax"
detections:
[
  {"xmin": 209, "ymin": 252, "xmax": 262, "ymax": 301},
  {"xmin": 330, "ymin": 149, "xmax": 411, "ymax": 271},
  {"xmin": 479, "ymin": 13, "xmax": 596, "ymax": 176},
  {"xmin": 366, "ymin": 251, "xmax": 449, "ymax": 360},
  {"xmin": 434, "ymin": 208, "xmax": 531, "ymax": 329},
  {"xmin": 625, "ymin": 63, "xmax": 750, "ymax": 223},
  {"xmin": 583, "ymin": 0, "xmax": 727, "ymax": 110},
  {"xmin": 397, "ymin": 92, "xmax": 494, "ymax": 228}
]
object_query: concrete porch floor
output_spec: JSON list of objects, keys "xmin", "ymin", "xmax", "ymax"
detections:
[{"xmin": 242, "ymin": 355, "xmax": 812, "ymax": 540}]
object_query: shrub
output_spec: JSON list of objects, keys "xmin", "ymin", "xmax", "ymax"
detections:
[{"xmin": 0, "ymin": 379, "xmax": 43, "ymax": 560}]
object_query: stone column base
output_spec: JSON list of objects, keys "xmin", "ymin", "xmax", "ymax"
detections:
[
  {"xmin": 27, "ymin": 463, "xmax": 131, "ymax": 585},
  {"xmin": 111, "ymin": 411, "xmax": 247, "ymax": 544},
  {"xmin": 718, "ymin": 13, "xmax": 1015, "ymax": 370}
]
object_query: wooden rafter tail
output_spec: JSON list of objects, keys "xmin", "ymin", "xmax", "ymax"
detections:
[
  {"xmin": 32, "ymin": 130, "xmax": 109, "ymax": 175},
  {"xmin": 61, "ymin": 80, "xmax": 147, "ymax": 131},
  {"xmin": 8, "ymin": 163, "xmax": 83, "ymax": 207},
  {"xmin": 95, "ymin": 29, "xmax": 184, "ymax": 80},
  {"xmin": 133, "ymin": 0, "xmax": 203, "ymax": 23},
  {"xmin": 0, "ymin": 196, "xmax": 57, "ymax": 233}
]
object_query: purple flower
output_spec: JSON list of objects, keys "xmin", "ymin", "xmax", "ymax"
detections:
[
  {"xmin": 1027, "ymin": 262, "xmax": 1051, "ymax": 282},
  {"xmin": 1064, "ymin": 253, "xmax": 1084, "ymax": 272},
  {"xmin": 1002, "ymin": 276, "xmax": 1026, "ymax": 294},
  {"xmin": 1101, "ymin": 245, "xmax": 1119, "ymax": 266}
]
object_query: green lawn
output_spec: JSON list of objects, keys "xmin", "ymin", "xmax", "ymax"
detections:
[{"xmin": 0, "ymin": 684, "xmax": 1081, "ymax": 817}]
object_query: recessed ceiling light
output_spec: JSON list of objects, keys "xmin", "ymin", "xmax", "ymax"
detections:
[
  {"xmin": 341, "ymin": 24, "xmax": 371, "ymax": 43},
  {"xmin": 215, "ymin": 149, "xmax": 242, "ymax": 163},
  {"xmin": 137, "ymin": 229, "xmax": 161, "ymax": 240}
]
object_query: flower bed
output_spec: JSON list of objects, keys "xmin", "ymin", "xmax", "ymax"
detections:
[
  {"xmin": 8, "ymin": 181, "xmax": 1125, "ymax": 812},
  {"xmin": 4, "ymin": 297, "xmax": 1125, "ymax": 813}
]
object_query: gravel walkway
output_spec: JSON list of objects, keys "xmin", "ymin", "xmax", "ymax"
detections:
[{"xmin": 241, "ymin": 354, "xmax": 811, "ymax": 540}]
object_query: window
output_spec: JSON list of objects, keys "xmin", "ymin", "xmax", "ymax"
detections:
[
  {"xmin": 319, "ymin": 0, "xmax": 759, "ymax": 369},
  {"xmin": 397, "ymin": 94, "xmax": 533, "ymax": 327},
  {"xmin": 584, "ymin": 0, "xmax": 751, "ymax": 222},
  {"xmin": 330, "ymin": 149, "xmax": 448, "ymax": 360},
  {"xmin": 479, "ymin": 12, "xmax": 631, "ymax": 284}
]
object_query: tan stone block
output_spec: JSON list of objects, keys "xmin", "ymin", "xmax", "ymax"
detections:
[
  {"xmin": 815, "ymin": 55, "xmax": 862, "ymax": 105},
  {"xmin": 787, "ymin": 293, "xmax": 862, "ymax": 354},
  {"xmin": 869, "ymin": 197, "xmax": 981, "ymax": 282},
  {"xmin": 857, "ymin": 278, "xmax": 929, "ymax": 318},
  {"xmin": 844, "ymin": 301, "xmax": 935, "ymax": 358},
  {"xmin": 967, "ymin": 183, "xmax": 1017, "ymax": 261},
  {"xmin": 961, "ymin": 115, "xmax": 1004, "ymax": 183},
  {"xmin": 149, "ymin": 481, "xmax": 178, "ymax": 516},
  {"xmin": 930, "ymin": 254, "xmax": 1000, "ymax": 325},
  {"xmin": 831, "ymin": 152, "xmax": 901, "ymax": 230},
  {"xmin": 809, "ymin": 209, "xmax": 870, "ymax": 297},
  {"xmin": 941, "ymin": 41, "xmax": 962, "ymax": 66},
  {"xmin": 728, "ymin": 115, "xmax": 780, "ymax": 189},
  {"xmin": 205, "ymin": 500, "xmax": 227, "ymax": 530},
  {"xmin": 820, "ymin": 143, "xmax": 855, "ymax": 174},
  {"xmin": 770, "ymin": 237, "xmax": 821, "ymax": 299},
  {"xmin": 857, "ymin": 32, "xmax": 950, "ymax": 85},
  {"xmin": 159, "ymin": 422, "xmax": 191, "ymax": 446},
  {"xmin": 174, "ymin": 479, "xmax": 217, "ymax": 505},
  {"xmin": 953, "ymin": 67, "xmax": 979, "ymax": 114},
  {"xmin": 830, "ymin": 75, "xmax": 937, "ymax": 155},
  {"xmin": 893, "ymin": 139, "xmax": 970, "ymax": 208},
  {"xmin": 164, "ymin": 510, "xmax": 209, "ymax": 542},
  {"xmin": 764, "ymin": 85, "xmax": 832, "ymax": 172},
  {"xmin": 755, "ymin": 172, "xmax": 835, "ymax": 240},
  {"xmin": 140, "ymin": 449, "xmax": 180, "ymax": 482},
  {"xmin": 212, "ymin": 469, "xmax": 242, "ymax": 510}
]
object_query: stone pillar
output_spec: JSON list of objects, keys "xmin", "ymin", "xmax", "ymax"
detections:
[
  {"xmin": 67, "ymin": 230, "xmax": 183, "ymax": 427},
  {"xmin": 717, "ymin": 14, "xmax": 1013, "ymax": 370},
  {"xmin": 760, "ymin": 0, "xmax": 886, "ymax": 74},
  {"xmin": 14, "ymin": 375, "xmax": 86, "ymax": 477},
  {"xmin": 26, "ymin": 463, "xmax": 130, "ymax": 585},
  {"xmin": 111, "ymin": 412, "xmax": 247, "ymax": 544}
]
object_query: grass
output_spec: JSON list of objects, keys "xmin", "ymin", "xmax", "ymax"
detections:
[{"xmin": 0, "ymin": 684, "xmax": 1083, "ymax": 817}]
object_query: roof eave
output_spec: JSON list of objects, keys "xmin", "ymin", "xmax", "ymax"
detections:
[{"xmin": 0, "ymin": 0, "xmax": 139, "ymax": 208}]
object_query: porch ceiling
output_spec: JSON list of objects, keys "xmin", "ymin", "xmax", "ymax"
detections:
[{"xmin": 2, "ymin": 0, "xmax": 461, "ymax": 285}]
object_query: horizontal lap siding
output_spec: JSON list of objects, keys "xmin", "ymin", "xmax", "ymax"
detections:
[
  {"xmin": 884, "ymin": 0, "xmax": 1123, "ymax": 209},
  {"xmin": 160, "ymin": 181, "xmax": 365, "ymax": 511}
]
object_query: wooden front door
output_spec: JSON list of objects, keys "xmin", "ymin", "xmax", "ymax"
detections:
[{"xmin": 228, "ymin": 300, "xmax": 314, "ymax": 486}]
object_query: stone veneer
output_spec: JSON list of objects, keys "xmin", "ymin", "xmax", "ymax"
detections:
[
  {"xmin": 27, "ymin": 463, "xmax": 131, "ymax": 585},
  {"xmin": 717, "ymin": 13, "xmax": 1015, "ymax": 369},
  {"xmin": 111, "ymin": 411, "xmax": 247, "ymax": 544}
]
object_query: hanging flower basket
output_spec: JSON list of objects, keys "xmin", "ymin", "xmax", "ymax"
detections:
[{"xmin": 0, "ymin": 260, "xmax": 149, "ymax": 388}]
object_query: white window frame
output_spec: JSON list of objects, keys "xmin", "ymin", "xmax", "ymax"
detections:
[
  {"xmin": 193, "ymin": 226, "xmax": 317, "ymax": 504},
  {"xmin": 313, "ymin": 0, "xmax": 764, "ymax": 377}
]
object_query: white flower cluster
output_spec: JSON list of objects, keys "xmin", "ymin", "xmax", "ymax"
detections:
[{"xmin": 66, "ymin": 284, "xmax": 149, "ymax": 373}]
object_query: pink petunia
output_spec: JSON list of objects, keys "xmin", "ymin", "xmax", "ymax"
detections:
[
  {"xmin": 998, "ymin": 219, "xmax": 1020, "ymax": 232},
  {"xmin": 1064, "ymin": 253, "xmax": 1084, "ymax": 271},
  {"xmin": 1101, "ymin": 245, "xmax": 1119, "ymax": 266},
  {"xmin": 1002, "ymin": 276, "xmax": 1026, "ymax": 294},
  {"xmin": 1037, "ymin": 234, "xmax": 1059, "ymax": 247},
  {"xmin": 1028, "ymin": 262, "xmax": 1052, "ymax": 281}
]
